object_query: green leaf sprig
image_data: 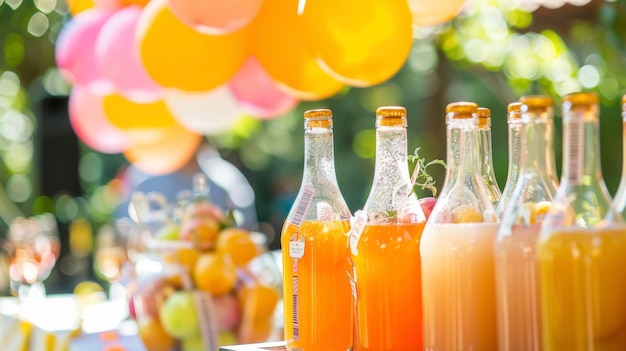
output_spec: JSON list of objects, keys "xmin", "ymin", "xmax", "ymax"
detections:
[{"xmin": 408, "ymin": 147, "xmax": 447, "ymax": 198}]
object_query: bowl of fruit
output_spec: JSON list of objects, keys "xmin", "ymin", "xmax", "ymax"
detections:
[{"xmin": 126, "ymin": 188, "xmax": 281, "ymax": 351}]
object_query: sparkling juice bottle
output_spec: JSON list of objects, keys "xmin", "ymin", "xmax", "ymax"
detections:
[
  {"xmin": 350, "ymin": 106, "xmax": 426, "ymax": 351},
  {"xmin": 281, "ymin": 109, "xmax": 353, "ymax": 351}
]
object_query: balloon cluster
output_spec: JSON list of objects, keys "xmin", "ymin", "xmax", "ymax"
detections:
[{"xmin": 57, "ymin": 0, "xmax": 466, "ymax": 174}]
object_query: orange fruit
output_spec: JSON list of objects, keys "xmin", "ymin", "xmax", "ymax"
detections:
[
  {"xmin": 193, "ymin": 252, "xmax": 237, "ymax": 295},
  {"xmin": 180, "ymin": 217, "xmax": 221, "ymax": 250},
  {"xmin": 238, "ymin": 283, "xmax": 280, "ymax": 323},
  {"xmin": 216, "ymin": 228, "xmax": 260, "ymax": 266},
  {"xmin": 137, "ymin": 318, "xmax": 176, "ymax": 351}
]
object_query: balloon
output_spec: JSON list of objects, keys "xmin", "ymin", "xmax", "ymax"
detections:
[
  {"xmin": 301, "ymin": 0, "xmax": 413, "ymax": 87},
  {"xmin": 96, "ymin": 6, "xmax": 162, "ymax": 102},
  {"xmin": 55, "ymin": 8, "xmax": 115, "ymax": 89},
  {"xmin": 164, "ymin": 87, "xmax": 241, "ymax": 135},
  {"xmin": 102, "ymin": 93, "xmax": 178, "ymax": 129},
  {"xmin": 67, "ymin": 0, "xmax": 95, "ymax": 15},
  {"xmin": 123, "ymin": 125, "xmax": 202, "ymax": 175},
  {"xmin": 166, "ymin": 0, "xmax": 263, "ymax": 35},
  {"xmin": 137, "ymin": 0, "xmax": 249, "ymax": 92},
  {"xmin": 249, "ymin": 0, "xmax": 344, "ymax": 100},
  {"xmin": 229, "ymin": 56, "xmax": 298, "ymax": 118},
  {"xmin": 68, "ymin": 87, "xmax": 130, "ymax": 153},
  {"xmin": 408, "ymin": 0, "xmax": 467, "ymax": 27},
  {"xmin": 93, "ymin": 0, "xmax": 123, "ymax": 9}
]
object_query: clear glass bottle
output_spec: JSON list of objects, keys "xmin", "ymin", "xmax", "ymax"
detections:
[
  {"xmin": 350, "ymin": 106, "xmax": 426, "ymax": 351},
  {"xmin": 494, "ymin": 95, "xmax": 559, "ymax": 351},
  {"xmin": 420, "ymin": 102, "xmax": 499, "ymax": 350},
  {"xmin": 478, "ymin": 107, "xmax": 502, "ymax": 208},
  {"xmin": 281, "ymin": 109, "xmax": 353, "ymax": 351},
  {"xmin": 611, "ymin": 94, "xmax": 626, "ymax": 217},
  {"xmin": 496, "ymin": 102, "xmax": 523, "ymax": 217},
  {"xmin": 538, "ymin": 92, "xmax": 626, "ymax": 350}
]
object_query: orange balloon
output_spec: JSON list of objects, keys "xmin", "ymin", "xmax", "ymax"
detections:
[
  {"xmin": 102, "ymin": 93, "xmax": 178, "ymax": 129},
  {"xmin": 67, "ymin": 0, "xmax": 95, "ymax": 15},
  {"xmin": 137, "ymin": 0, "xmax": 249, "ymax": 92},
  {"xmin": 124, "ymin": 124, "xmax": 202, "ymax": 175},
  {"xmin": 121, "ymin": 0, "xmax": 150, "ymax": 6},
  {"xmin": 301, "ymin": 0, "xmax": 413, "ymax": 87},
  {"xmin": 249, "ymin": 0, "xmax": 343, "ymax": 101},
  {"xmin": 408, "ymin": 0, "xmax": 466, "ymax": 27}
]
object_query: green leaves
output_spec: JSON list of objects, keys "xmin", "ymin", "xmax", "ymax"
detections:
[{"xmin": 408, "ymin": 147, "xmax": 446, "ymax": 198}]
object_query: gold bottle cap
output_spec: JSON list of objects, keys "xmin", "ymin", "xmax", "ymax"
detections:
[
  {"xmin": 507, "ymin": 102, "xmax": 522, "ymax": 120},
  {"xmin": 304, "ymin": 109, "xmax": 333, "ymax": 119},
  {"xmin": 376, "ymin": 106, "xmax": 407, "ymax": 127},
  {"xmin": 562, "ymin": 92, "xmax": 599, "ymax": 110},
  {"xmin": 304, "ymin": 109, "xmax": 332, "ymax": 128},
  {"xmin": 446, "ymin": 101, "xmax": 478, "ymax": 119},
  {"xmin": 376, "ymin": 106, "xmax": 407, "ymax": 117},
  {"xmin": 478, "ymin": 107, "xmax": 490, "ymax": 128}
]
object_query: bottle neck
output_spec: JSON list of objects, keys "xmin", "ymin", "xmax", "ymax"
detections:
[
  {"xmin": 520, "ymin": 114, "xmax": 558, "ymax": 187},
  {"xmin": 560, "ymin": 110, "xmax": 603, "ymax": 187},
  {"xmin": 505, "ymin": 121, "xmax": 523, "ymax": 187},
  {"xmin": 442, "ymin": 120, "xmax": 481, "ymax": 191},
  {"xmin": 363, "ymin": 121, "xmax": 421, "ymax": 219},
  {"xmin": 301, "ymin": 118, "xmax": 338, "ymax": 187},
  {"xmin": 479, "ymin": 127, "xmax": 497, "ymax": 181}
]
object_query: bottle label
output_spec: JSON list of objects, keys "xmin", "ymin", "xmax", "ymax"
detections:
[
  {"xmin": 292, "ymin": 272, "xmax": 300, "ymax": 341},
  {"xmin": 289, "ymin": 240, "xmax": 305, "ymax": 259},
  {"xmin": 193, "ymin": 291, "xmax": 219, "ymax": 351},
  {"xmin": 567, "ymin": 117, "xmax": 584, "ymax": 185},
  {"xmin": 349, "ymin": 210, "xmax": 368, "ymax": 256},
  {"xmin": 316, "ymin": 202, "xmax": 333, "ymax": 221},
  {"xmin": 292, "ymin": 187, "xmax": 315, "ymax": 227}
]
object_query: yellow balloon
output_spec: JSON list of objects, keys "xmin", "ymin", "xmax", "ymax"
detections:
[
  {"xmin": 250, "ymin": 0, "xmax": 343, "ymax": 101},
  {"xmin": 124, "ymin": 124, "xmax": 202, "ymax": 175},
  {"xmin": 301, "ymin": 0, "xmax": 413, "ymax": 87},
  {"xmin": 137, "ymin": 0, "xmax": 249, "ymax": 92},
  {"xmin": 67, "ymin": 0, "xmax": 95, "ymax": 15},
  {"xmin": 408, "ymin": 0, "xmax": 466, "ymax": 27},
  {"xmin": 102, "ymin": 93, "xmax": 178, "ymax": 129}
]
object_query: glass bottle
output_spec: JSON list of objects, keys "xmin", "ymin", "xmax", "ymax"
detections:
[
  {"xmin": 281, "ymin": 109, "xmax": 353, "ymax": 351},
  {"xmin": 478, "ymin": 107, "xmax": 502, "ymax": 208},
  {"xmin": 538, "ymin": 92, "xmax": 626, "ymax": 350},
  {"xmin": 611, "ymin": 94, "xmax": 626, "ymax": 217},
  {"xmin": 420, "ymin": 102, "xmax": 499, "ymax": 350},
  {"xmin": 350, "ymin": 106, "xmax": 426, "ymax": 351},
  {"xmin": 496, "ymin": 102, "xmax": 523, "ymax": 217},
  {"xmin": 494, "ymin": 95, "xmax": 559, "ymax": 351}
]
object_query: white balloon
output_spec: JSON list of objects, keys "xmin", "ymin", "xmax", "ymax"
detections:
[{"xmin": 164, "ymin": 86, "xmax": 241, "ymax": 135}]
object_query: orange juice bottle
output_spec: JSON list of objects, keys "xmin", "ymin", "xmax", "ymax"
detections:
[
  {"xmin": 538, "ymin": 92, "xmax": 626, "ymax": 350},
  {"xmin": 420, "ymin": 102, "xmax": 499, "ymax": 350},
  {"xmin": 281, "ymin": 109, "xmax": 353, "ymax": 351},
  {"xmin": 350, "ymin": 106, "xmax": 427, "ymax": 351},
  {"xmin": 494, "ymin": 95, "xmax": 558, "ymax": 351}
]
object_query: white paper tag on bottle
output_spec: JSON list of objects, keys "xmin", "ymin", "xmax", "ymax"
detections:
[
  {"xmin": 289, "ymin": 240, "xmax": 305, "ymax": 259},
  {"xmin": 317, "ymin": 202, "xmax": 333, "ymax": 221},
  {"xmin": 349, "ymin": 210, "xmax": 368, "ymax": 256}
]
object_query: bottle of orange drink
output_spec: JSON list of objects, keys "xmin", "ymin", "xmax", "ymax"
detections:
[
  {"xmin": 281, "ymin": 109, "xmax": 353, "ymax": 351},
  {"xmin": 420, "ymin": 102, "xmax": 499, "ymax": 350},
  {"xmin": 538, "ymin": 92, "xmax": 626, "ymax": 350},
  {"xmin": 478, "ymin": 107, "xmax": 501, "ymax": 208},
  {"xmin": 494, "ymin": 95, "xmax": 558, "ymax": 351},
  {"xmin": 349, "ymin": 106, "xmax": 427, "ymax": 351}
]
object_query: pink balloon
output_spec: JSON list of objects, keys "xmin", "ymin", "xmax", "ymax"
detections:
[
  {"xmin": 166, "ymin": 0, "xmax": 263, "ymax": 34},
  {"xmin": 229, "ymin": 56, "xmax": 298, "ymax": 119},
  {"xmin": 69, "ymin": 87, "xmax": 130, "ymax": 153},
  {"xmin": 96, "ymin": 6, "xmax": 162, "ymax": 102},
  {"xmin": 55, "ymin": 8, "xmax": 115, "ymax": 89}
]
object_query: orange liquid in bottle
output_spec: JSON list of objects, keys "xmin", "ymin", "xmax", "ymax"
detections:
[
  {"xmin": 282, "ymin": 220, "xmax": 353, "ymax": 351},
  {"xmin": 352, "ymin": 222, "xmax": 425, "ymax": 351}
]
